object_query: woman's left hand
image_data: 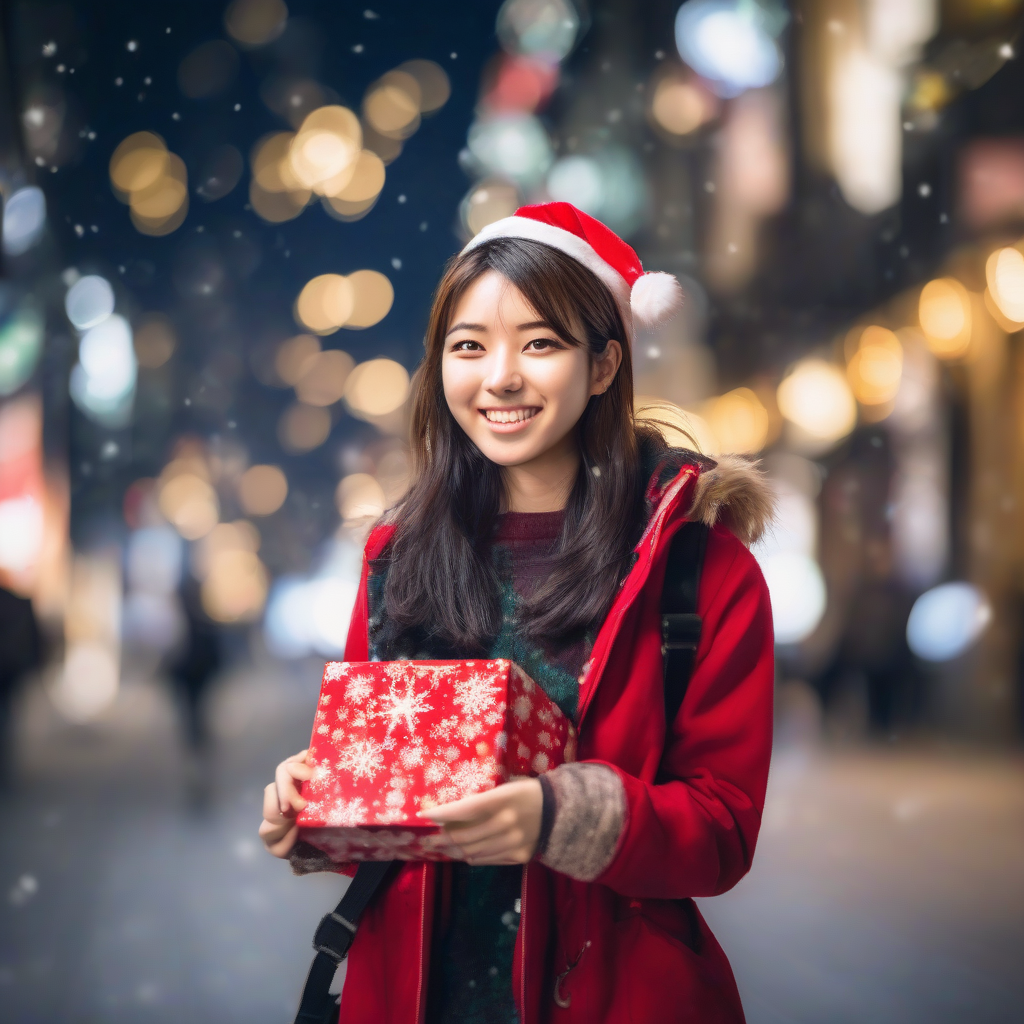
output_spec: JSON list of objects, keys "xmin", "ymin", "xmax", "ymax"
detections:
[{"xmin": 416, "ymin": 777, "xmax": 543, "ymax": 865}]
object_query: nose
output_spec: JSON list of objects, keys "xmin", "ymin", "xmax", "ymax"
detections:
[{"xmin": 483, "ymin": 343, "xmax": 522, "ymax": 395}]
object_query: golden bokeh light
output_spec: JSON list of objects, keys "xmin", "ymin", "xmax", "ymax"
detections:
[
  {"xmin": 249, "ymin": 177, "xmax": 310, "ymax": 223},
  {"xmin": 109, "ymin": 132, "xmax": 168, "ymax": 194},
  {"xmin": 846, "ymin": 326, "xmax": 903, "ymax": 405},
  {"xmin": 776, "ymin": 359, "xmax": 858, "ymax": 443},
  {"xmin": 397, "ymin": 59, "xmax": 451, "ymax": 113},
  {"xmin": 651, "ymin": 77, "xmax": 711, "ymax": 136},
  {"xmin": 985, "ymin": 246, "xmax": 1024, "ymax": 324},
  {"xmin": 344, "ymin": 269, "xmax": 394, "ymax": 328},
  {"xmin": 702, "ymin": 388, "xmax": 770, "ymax": 454},
  {"xmin": 224, "ymin": 0, "xmax": 288, "ymax": 47},
  {"xmin": 238, "ymin": 464, "xmax": 288, "ymax": 516},
  {"xmin": 278, "ymin": 402, "xmax": 331, "ymax": 453},
  {"xmin": 361, "ymin": 119, "xmax": 404, "ymax": 165},
  {"xmin": 275, "ymin": 334, "xmax": 321, "ymax": 385},
  {"xmin": 461, "ymin": 180, "xmax": 521, "ymax": 236},
  {"xmin": 336, "ymin": 473, "xmax": 387, "ymax": 522},
  {"xmin": 376, "ymin": 447, "xmax": 412, "ymax": 503},
  {"xmin": 202, "ymin": 547, "xmax": 269, "ymax": 623},
  {"xmin": 295, "ymin": 274, "xmax": 355, "ymax": 334},
  {"xmin": 294, "ymin": 349, "xmax": 355, "ymax": 406},
  {"xmin": 133, "ymin": 314, "xmax": 176, "ymax": 369},
  {"xmin": 158, "ymin": 473, "xmax": 219, "ymax": 540},
  {"xmin": 364, "ymin": 71, "xmax": 421, "ymax": 138},
  {"xmin": 343, "ymin": 358, "xmax": 411, "ymax": 418},
  {"xmin": 130, "ymin": 151, "xmax": 187, "ymax": 219},
  {"xmin": 290, "ymin": 106, "xmax": 362, "ymax": 194},
  {"xmin": 192, "ymin": 519, "xmax": 260, "ymax": 579},
  {"xmin": 919, "ymin": 277, "xmax": 972, "ymax": 358},
  {"xmin": 323, "ymin": 194, "xmax": 378, "ymax": 222},
  {"xmin": 252, "ymin": 132, "xmax": 302, "ymax": 192},
  {"xmin": 325, "ymin": 149, "xmax": 385, "ymax": 202}
]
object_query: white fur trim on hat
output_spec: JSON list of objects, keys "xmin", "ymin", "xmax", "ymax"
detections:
[
  {"xmin": 464, "ymin": 215, "xmax": 635, "ymax": 336},
  {"xmin": 630, "ymin": 272, "xmax": 684, "ymax": 329}
]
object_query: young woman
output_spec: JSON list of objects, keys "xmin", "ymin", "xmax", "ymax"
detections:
[{"xmin": 260, "ymin": 202, "xmax": 775, "ymax": 1024}]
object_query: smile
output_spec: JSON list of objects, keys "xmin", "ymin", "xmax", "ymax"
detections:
[{"xmin": 480, "ymin": 407, "xmax": 540, "ymax": 432}]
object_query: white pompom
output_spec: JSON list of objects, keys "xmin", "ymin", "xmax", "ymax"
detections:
[{"xmin": 630, "ymin": 272, "xmax": 684, "ymax": 329}]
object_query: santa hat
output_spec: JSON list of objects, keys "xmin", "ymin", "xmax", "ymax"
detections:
[{"xmin": 462, "ymin": 201, "xmax": 684, "ymax": 339}]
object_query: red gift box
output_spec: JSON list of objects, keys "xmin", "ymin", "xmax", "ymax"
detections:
[{"xmin": 295, "ymin": 659, "xmax": 578, "ymax": 861}]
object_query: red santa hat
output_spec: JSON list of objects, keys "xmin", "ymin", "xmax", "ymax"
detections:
[{"xmin": 462, "ymin": 201, "xmax": 684, "ymax": 339}]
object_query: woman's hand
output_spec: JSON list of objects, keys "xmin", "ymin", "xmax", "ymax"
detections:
[
  {"xmin": 416, "ymin": 777, "xmax": 543, "ymax": 865},
  {"xmin": 258, "ymin": 749, "xmax": 312, "ymax": 858}
]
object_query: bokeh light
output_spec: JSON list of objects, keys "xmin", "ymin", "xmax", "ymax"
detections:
[
  {"xmin": 69, "ymin": 314, "xmax": 137, "ymax": 427},
  {"xmin": 759, "ymin": 551, "xmax": 827, "ymax": 644},
  {"xmin": 675, "ymin": 0, "xmax": 783, "ymax": 97},
  {"xmin": 460, "ymin": 179, "xmax": 521, "ymax": 236},
  {"xmin": 196, "ymin": 143, "xmax": 244, "ymax": 201},
  {"xmin": 223, "ymin": 0, "xmax": 288, "ymax": 47},
  {"xmin": 847, "ymin": 326, "xmax": 904, "ymax": 406},
  {"xmin": 907, "ymin": 582, "xmax": 992, "ymax": 661},
  {"xmin": 238, "ymin": 464, "xmax": 288, "ymax": 516},
  {"xmin": 2, "ymin": 185, "xmax": 46, "ymax": 256},
  {"xmin": 364, "ymin": 71, "xmax": 422, "ymax": 139},
  {"xmin": 344, "ymin": 270, "xmax": 394, "ymax": 328},
  {"xmin": 158, "ymin": 473, "xmax": 219, "ymax": 540},
  {"xmin": 133, "ymin": 314, "xmax": 177, "ymax": 369},
  {"xmin": 0, "ymin": 302, "xmax": 44, "ymax": 395},
  {"xmin": 294, "ymin": 349, "xmax": 355, "ymax": 406},
  {"xmin": 129, "ymin": 152, "xmax": 189, "ymax": 235},
  {"xmin": 275, "ymin": 334, "xmax": 321, "ymax": 384},
  {"xmin": 109, "ymin": 131, "xmax": 168, "ymax": 194},
  {"xmin": 496, "ymin": 0, "xmax": 580, "ymax": 61},
  {"xmin": 702, "ymin": 387, "xmax": 770, "ymax": 454},
  {"xmin": 295, "ymin": 274, "xmax": 354, "ymax": 334},
  {"xmin": 776, "ymin": 359, "xmax": 857, "ymax": 445},
  {"xmin": 343, "ymin": 358, "xmax": 411, "ymax": 418},
  {"xmin": 65, "ymin": 274, "xmax": 114, "ymax": 331},
  {"xmin": 650, "ymin": 74, "xmax": 715, "ymax": 136},
  {"xmin": 278, "ymin": 402, "xmax": 331, "ymax": 452},
  {"xmin": 397, "ymin": 59, "xmax": 451, "ymax": 113},
  {"xmin": 290, "ymin": 106, "xmax": 362, "ymax": 193},
  {"xmin": 336, "ymin": 472, "xmax": 387, "ymax": 522},
  {"xmin": 467, "ymin": 113, "xmax": 554, "ymax": 186},
  {"xmin": 984, "ymin": 246, "xmax": 1024, "ymax": 324},
  {"xmin": 919, "ymin": 277, "xmax": 972, "ymax": 358}
]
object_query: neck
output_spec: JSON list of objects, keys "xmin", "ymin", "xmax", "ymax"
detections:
[{"xmin": 500, "ymin": 437, "xmax": 579, "ymax": 513}]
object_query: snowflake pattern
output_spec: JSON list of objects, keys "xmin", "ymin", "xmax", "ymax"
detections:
[
  {"xmin": 512, "ymin": 694, "xmax": 533, "ymax": 723},
  {"xmin": 326, "ymin": 796, "xmax": 366, "ymax": 827},
  {"xmin": 453, "ymin": 671, "xmax": 503, "ymax": 719},
  {"xmin": 370, "ymin": 677, "xmax": 434, "ymax": 738},
  {"xmin": 345, "ymin": 673, "xmax": 375, "ymax": 703},
  {"xmin": 336, "ymin": 738, "xmax": 385, "ymax": 781},
  {"xmin": 324, "ymin": 662, "xmax": 347, "ymax": 682}
]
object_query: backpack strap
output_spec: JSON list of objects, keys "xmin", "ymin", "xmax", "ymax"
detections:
[
  {"xmin": 660, "ymin": 521, "xmax": 710, "ymax": 728},
  {"xmin": 294, "ymin": 859, "xmax": 394, "ymax": 1024}
]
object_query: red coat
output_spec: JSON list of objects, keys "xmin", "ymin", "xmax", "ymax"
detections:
[{"xmin": 334, "ymin": 457, "xmax": 775, "ymax": 1023}]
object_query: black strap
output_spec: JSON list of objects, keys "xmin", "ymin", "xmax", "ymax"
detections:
[
  {"xmin": 661, "ymin": 521, "xmax": 709, "ymax": 728},
  {"xmin": 293, "ymin": 859, "xmax": 394, "ymax": 1024}
]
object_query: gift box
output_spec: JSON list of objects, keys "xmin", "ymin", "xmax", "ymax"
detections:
[{"xmin": 295, "ymin": 659, "xmax": 578, "ymax": 861}]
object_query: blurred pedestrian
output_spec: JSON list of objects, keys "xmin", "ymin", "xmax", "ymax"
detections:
[{"xmin": 0, "ymin": 585, "xmax": 42, "ymax": 787}]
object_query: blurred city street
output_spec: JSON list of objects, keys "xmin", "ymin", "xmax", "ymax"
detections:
[{"xmin": 2, "ymin": 666, "xmax": 1021, "ymax": 1023}]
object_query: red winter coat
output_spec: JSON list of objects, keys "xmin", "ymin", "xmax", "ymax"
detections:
[{"xmin": 334, "ymin": 455, "xmax": 775, "ymax": 1023}]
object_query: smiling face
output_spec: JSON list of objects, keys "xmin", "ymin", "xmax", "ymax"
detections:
[{"xmin": 441, "ymin": 271, "xmax": 621, "ymax": 500}]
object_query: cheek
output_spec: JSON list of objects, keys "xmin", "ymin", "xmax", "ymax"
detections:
[
  {"xmin": 537, "ymin": 356, "xmax": 592, "ymax": 419},
  {"xmin": 441, "ymin": 359, "xmax": 478, "ymax": 411}
]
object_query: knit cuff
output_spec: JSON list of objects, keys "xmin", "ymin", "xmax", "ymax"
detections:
[{"xmin": 536, "ymin": 762, "xmax": 626, "ymax": 882}]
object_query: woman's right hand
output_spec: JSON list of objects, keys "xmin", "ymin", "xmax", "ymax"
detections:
[{"xmin": 259, "ymin": 749, "xmax": 312, "ymax": 858}]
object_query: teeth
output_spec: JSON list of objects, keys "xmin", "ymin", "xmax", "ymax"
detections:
[{"xmin": 485, "ymin": 408, "xmax": 537, "ymax": 424}]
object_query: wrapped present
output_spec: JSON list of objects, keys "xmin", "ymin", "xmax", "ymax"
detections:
[{"xmin": 295, "ymin": 659, "xmax": 578, "ymax": 862}]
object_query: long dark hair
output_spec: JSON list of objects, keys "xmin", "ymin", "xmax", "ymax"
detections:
[{"xmin": 384, "ymin": 237, "xmax": 666, "ymax": 654}]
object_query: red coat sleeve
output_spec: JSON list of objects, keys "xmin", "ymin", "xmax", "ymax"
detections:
[{"xmin": 594, "ymin": 524, "xmax": 775, "ymax": 899}]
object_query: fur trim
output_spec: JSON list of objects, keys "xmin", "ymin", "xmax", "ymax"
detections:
[
  {"xmin": 686, "ymin": 454, "xmax": 775, "ymax": 547},
  {"xmin": 631, "ymin": 271, "xmax": 684, "ymax": 329},
  {"xmin": 288, "ymin": 839, "xmax": 342, "ymax": 876}
]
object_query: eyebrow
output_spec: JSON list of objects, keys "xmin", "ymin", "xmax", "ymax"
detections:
[{"xmin": 445, "ymin": 319, "xmax": 555, "ymax": 337}]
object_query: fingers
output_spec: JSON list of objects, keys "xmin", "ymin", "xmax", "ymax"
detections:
[
  {"xmin": 286, "ymin": 749, "xmax": 310, "ymax": 764},
  {"xmin": 275, "ymin": 759, "xmax": 307, "ymax": 815},
  {"xmin": 443, "ymin": 806, "xmax": 516, "ymax": 846},
  {"xmin": 259, "ymin": 817, "xmax": 299, "ymax": 857}
]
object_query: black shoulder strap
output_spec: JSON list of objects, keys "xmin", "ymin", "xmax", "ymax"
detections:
[
  {"xmin": 660, "ymin": 521, "xmax": 709, "ymax": 728},
  {"xmin": 294, "ymin": 859, "xmax": 394, "ymax": 1024}
]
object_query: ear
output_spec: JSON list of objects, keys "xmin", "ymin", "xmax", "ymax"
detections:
[{"xmin": 590, "ymin": 339, "xmax": 622, "ymax": 396}]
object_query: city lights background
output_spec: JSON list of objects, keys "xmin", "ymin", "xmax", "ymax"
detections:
[{"xmin": 1, "ymin": 1, "xmax": 1023, "ymax": 1021}]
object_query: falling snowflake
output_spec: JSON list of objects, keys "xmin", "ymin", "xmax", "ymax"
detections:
[
  {"xmin": 370, "ymin": 677, "xmax": 433, "ymax": 738},
  {"xmin": 326, "ymin": 797, "xmax": 367, "ymax": 827},
  {"xmin": 453, "ymin": 672, "xmax": 503, "ymax": 719},
  {"xmin": 345, "ymin": 674, "xmax": 375, "ymax": 703},
  {"xmin": 337, "ymin": 738, "xmax": 385, "ymax": 781}
]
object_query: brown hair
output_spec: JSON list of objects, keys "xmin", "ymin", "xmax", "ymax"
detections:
[{"xmin": 384, "ymin": 237, "xmax": 665, "ymax": 653}]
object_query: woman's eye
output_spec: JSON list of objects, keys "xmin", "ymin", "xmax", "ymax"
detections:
[
  {"xmin": 526, "ymin": 338, "xmax": 560, "ymax": 351},
  {"xmin": 451, "ymin": 339, "xmax": 482, "ymax": 352}
]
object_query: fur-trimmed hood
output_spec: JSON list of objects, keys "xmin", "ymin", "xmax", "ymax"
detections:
[{"xmin": 685, "ymin": 453, "xmax": 775, "ymax": 547}]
